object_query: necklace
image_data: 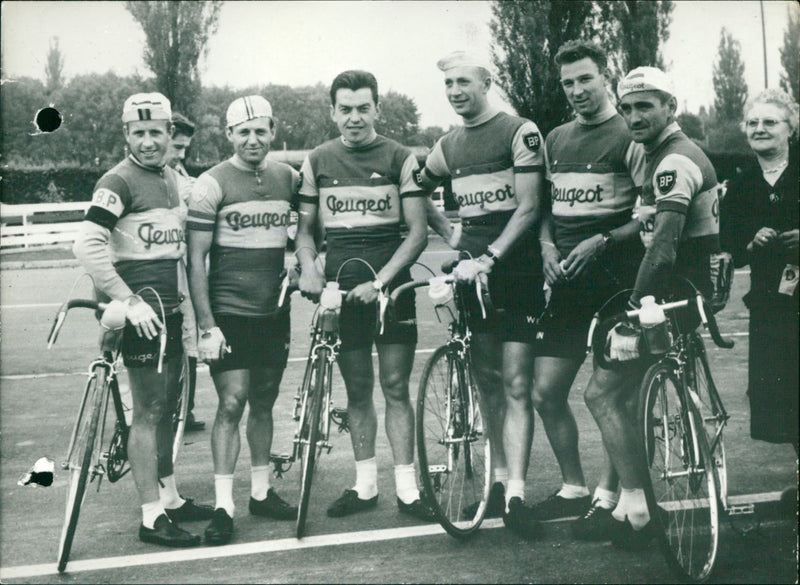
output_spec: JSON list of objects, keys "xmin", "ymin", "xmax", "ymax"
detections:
[{"xmin": 761, "ymin": 159, "xmax": 788, "ymax": 174}]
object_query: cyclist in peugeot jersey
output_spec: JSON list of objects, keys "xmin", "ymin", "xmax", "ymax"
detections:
[
  {"xmin": 295, "ymin": 70, "xmax": 434, "ymax": 522},
  {"xmin": 584, "ymin": 67, "xmax": 722, "ymax": 550},
  {"xmin": 529, "ymin": 40, "xmax": 646, "ymax": 538},
  {"xmin": 418, "ymin": 51, "xmax": 546, "ymax": 539},
  {"xmin": 73, "ymin": 93, "xmax": 212, "ymax": 548},
  {"xmin": 186, "ymin": 96, "xmax": 300, "ymax": 546}
]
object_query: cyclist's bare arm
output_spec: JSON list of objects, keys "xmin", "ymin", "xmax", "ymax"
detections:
[
  {"xmin": 186, "ymin": 229, "xmax": 215, "ymax": 332},
  {"xmin": 295, "ymin": 201, "xmax": 325, "ymax": 296},
  {"xmin": 489, "ymin": 171, "xmax": 543, "ymax": 258},
  {"xmin": 631, "ymin": 210, "xmax": 686, "ymax": 305}
]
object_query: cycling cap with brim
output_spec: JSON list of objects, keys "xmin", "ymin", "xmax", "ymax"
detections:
[
  {"xmin": 617, "ymin": 67, "xmax": 675, "ymax": 100},
  {"xmin": 437, "ymin": 51, "xmax": 492, "ymax": 73},
  {"xmin": 122, "ymin": 92, "xmax": 172, "ymax": 123},
  {"xmin": 226, "ymin": 96, "xmax": 273, "ymax": 128}
]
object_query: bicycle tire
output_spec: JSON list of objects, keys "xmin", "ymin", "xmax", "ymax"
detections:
[
  {"xmin": 688, "ymin": 333, "xmax": 727, "ymax": 509},
  {"xmin": 639, "ymin": 360, "xmax": 720, "ymax": 583},
  {"xmin": 57, "ymin": 363, "xmax": 107, "ymax": 573},
  {"xmin": 172, "ymin": 353, "xmax": 191, "ymax": 464},
  {"xmin": 296, "ymin": 347, "xmax": 328, "ymax": 539},
  {"xmin": 417, "ymin": 345, "xmax": 491, "ymax": 538}
]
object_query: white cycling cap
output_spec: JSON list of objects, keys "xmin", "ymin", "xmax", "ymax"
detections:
[
  {"xmin": 226, "ymin": 95, "xmax": 273, "ymax": 128},
  {"xmin": 122, "ymin": 92, "xmax": 172, "ymax": 123},
  {"xmin": 617, "ymin": 66, "xmax": 675, "ymax": 100},
  {"xmin": 437, "ymin": 51, "xmax": 492, "ymax": 73}
]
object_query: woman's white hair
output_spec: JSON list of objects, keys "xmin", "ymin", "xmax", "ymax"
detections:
[{"xmin": 743, "ymin": 88, "xmax": 800, "ymax": 137}]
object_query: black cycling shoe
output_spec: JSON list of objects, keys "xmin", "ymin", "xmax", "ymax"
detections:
[
  {"xmin": 571, "ymin": 499, "xmax": 616, "ymax": 541},
  {"xmin": 462, "ymin": 482, "xmax": 506, "ymax": 519},
  {"xmin": 139, "ymin": 514, "xmax": 201, "ymax": 548},
  {"xmin": 185, "ymin": 412, "xmax": 206, "ymax": 432},
  {"xmin": 610, "ymin": 507, "xmax": 667, "ymax": 551},
  {"xmin": 249, "ymin": 489, "xmax": 298, "ymax": 520},
  {"xmin": 531, "ymin": 490, "xmax": 591, "ymax": 520},
  {"xmin": 397, "ymin": 497, "xmax": 438, "ymax": 522},
  {"xmin": 503, "ymin": 497, "xmax": 542, "ymax": 540},
  {"xmin": 165, "ymin": 497, "xmax": 215, "ymax": 523},
  {"xmin": 327, "ymin": 489, "xmax": 378, "ymax": 518},
  {"xmin": 204, "ymin": 508, "xmax": 234, "ymax": 546}
]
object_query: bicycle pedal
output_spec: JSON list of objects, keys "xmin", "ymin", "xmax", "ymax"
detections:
[{"xmin": 727, "ymin": 503, "xmax": 755, "ymax": 516}]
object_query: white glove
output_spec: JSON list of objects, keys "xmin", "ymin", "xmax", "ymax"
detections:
[
  {"xmin": 126, "ymin": 297, "xmax": 162, "ymax": 340},
  {"xmin": 606, "ymin": 322, "xmax": 640, "ymax": 361},
  {"xmin": 453, "ymin": 256, "xmax": 493, "ymax": 283},
  {"xmin": 101, "ymin": 299, "xmax": 129, "ymax": 331},
  {"xmin": 198, "ymin": 326, "xmax": 228, "ymax": 362}
]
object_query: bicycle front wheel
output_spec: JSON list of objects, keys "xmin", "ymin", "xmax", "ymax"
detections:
[
  {"xmin": 57, "ymin": 363, "xmax": 107, "ymax": 573},
  {"xmin": 172, "ymin": 353, "xmax": 191, "ymax": 464},
  {"xmin": 417, "ymin": 345, "xmax": 491, "ymax": 538},
  {"xmin": 639, "ymin": 361, "xmax": 720, "ymax": 583},
  {"xmin": 296, "ymin": 347, "xmax": 328, "ymax": 538}
]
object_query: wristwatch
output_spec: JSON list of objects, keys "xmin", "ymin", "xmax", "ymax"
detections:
[
  {"xmin": 600, "ymin": 231, "xmax": 614, "ymax": 250},
  {"xmin": 485, "ymin": 245, "xmax": 502, "ymax": 263},
  {"xmin": 372, "ymin": 278, "xmax": 384, "ymax": 291}
]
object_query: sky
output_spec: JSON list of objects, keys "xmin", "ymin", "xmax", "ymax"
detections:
[{"xmin": 1, "ymin": 1, "xmax": 797, "ymax": 128}]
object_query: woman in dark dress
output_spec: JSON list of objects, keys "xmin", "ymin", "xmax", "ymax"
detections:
[{"xmin": 720, "ymin": 89, "xmax": 799, "ymax": 453}]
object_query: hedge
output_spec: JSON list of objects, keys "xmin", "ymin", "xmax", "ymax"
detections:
[{"xmin": 0, "ymin": 150, "xmax": 754, "ymax": 206}]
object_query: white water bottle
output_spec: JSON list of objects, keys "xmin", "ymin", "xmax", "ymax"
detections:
[
  {"xmin": 320, "ymin": 282, "xmax": 342, "ymax": 311},
  {"xmin": 639, "ymin": 295, "xmax": 670, "ymax": 354}
]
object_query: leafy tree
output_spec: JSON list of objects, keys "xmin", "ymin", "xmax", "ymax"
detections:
[
  {"xmin": 45, "ymin": 36, "xmax": 65, "ymax": 95},
  {"xmin": 490, "ymin": 0, "xmax": 673, "ymax": 134},
  {"xmin": 376, "ymin": 91, "xmax": 420, "ymax": 145},
  {"xmin": 712, "ymin": 28, "xmax": 748, "ymax": 123},
  {"xmin": 125, "ymin": 0, "xmax": 222, "ymax": 119},
  {"xmin": 779, "ymin": 4, "xmax": 800, "ymax": 102},
  {"xmin": 676, "ymin": 112, "xmax": 705, "ymax": 142}
]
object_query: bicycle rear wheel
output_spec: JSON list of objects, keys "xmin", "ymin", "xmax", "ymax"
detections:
[
  {"xmin": 417, "ymin": 345, "xmax": 491, "ymax": 538},
  {"xmin": 57, "ymin": 364, "xmax": 107, "ymax": 573},
  {"xmin": 296, "ymin": 347, "xmax": 328, "ymax": 538},
  {"xmin": 172, "ymin": 353, "xmax": 191, "ymax": 464},
  {"xmin": 639, "ymin": 361, "xmax": 720, "ymax": 583},
  {"xmin": 687, "ymin": 333, "xmax": 727, "ymax": 508}
]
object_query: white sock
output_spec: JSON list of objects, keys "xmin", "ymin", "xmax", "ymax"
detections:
[
  {"xmin": 593, "ymin": 487, "xmax": 619, "ymax": 509},
  {"xmin": 613, "ymin": 487, "xmax": 650, "ymax": 529},
  {"xmin": 214, "ymin": 474, "xmax": 235, "ymax": 517},
  {"xmin": 251, "ymin": 465, "xmax": 271, "ymax": 501},
  {"xmin": 353, "ymin": 457, "xmax": 378, "ymax": 500},
  {"xmin": 141, "ymin": 500, "xmax": 166, "ymax": 529},
  {"xmin": 505, "ymin": 479, "xmax": 525, "ymax": 512},
  {"xmin": 159, "ymin": 474, "xmax": 185, "ymax": 510},
  {"xmin": 394, "ymin": 463, "xmax": 420, "ymax": 505},
  {"xmin": 557, "ymin": 482, "xmax": 590, "ymax": 499},
  {"xmin": 494, "ymin": 467, "xmax": 509, "ymax": 488}
]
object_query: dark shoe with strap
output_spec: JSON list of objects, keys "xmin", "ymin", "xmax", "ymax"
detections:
[
  {"xmin": 185, "ymin": 411, "xmax": 206, "ymax": 432},
  {"xmin": 610, "ymin": 506, "xmax": 667, "ymax": 551},
  {"xmin": 139, "ymin": 514, "xmax": 201, "ymax": 548},
  {"xmin": 462, "ymin": 482, "xmax": 506, "ymax": 519},
  {"xmin": 531, "ymin": 489, "xmax": 591, "ymax": 520},
  {"xmin": 503, "ymin": 497, "xmax": 542, "ymax": 540},
  {"xmin": 327, "ymin": 489, "xmax": 378, "ymax": 518},
  {"xmin": 204, "ymin": 508, "xmax": 234, "ymax": 546},
  {"xmin": 165, "ymin": 497, "xmax": 215, "ymax": 523},
  {"xmin": 571, "ymin": 499, "xmax": 616, "ymax": 541},
  {"xmin": 249, "ymin": 489, "xmax": 298, "ymax": 520},
  {"xmin": 397, "ymin": 497, "xmax": 438, "ymax": 522}
]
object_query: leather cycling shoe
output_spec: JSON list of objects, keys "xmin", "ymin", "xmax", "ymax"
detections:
[
  {"xmin": 397, "ymin": 497, "xmax": 438, "ymax": 522},
  {"xmin": 327, "ymin": 489, "xmax": 378, "ymax": 517},
  {"xmin": 503, "ymin": 497, "xmax": 542, "ymax": 540},
  {"xmin": 610, "ymin": 507, "xmax": 668, "ymax": 551},
  {"xmin": 463, "ymin": 482, "xmax": 505, "ymax": 519},
  {"xmin": 249, "ymin": 489, "xmax": 298, "ymax": 520},
  {"xmin": 185, "ymin": 412, "xmax": 206, "ymax": 432},
  {"xmin": 204, "ymin": 508, "xmax": 234, "ymax": 546},
  {"xmin": 165, "ymin": 498, "xmax": 215, "ymax": 523},
  {"xmin": 139, "ymin": 514, "xmax": 200, "ymax": 547}
]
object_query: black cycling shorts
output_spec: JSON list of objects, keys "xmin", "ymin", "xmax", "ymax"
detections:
[
  {"xmin": 122, "ymin": 313, "xmax": 183, "ymax": 368},
  {"xmin": 210, "ymin": 311, "xmax": 290, "ymax": 374},
  {"xmin": 339, "ymin": 282, "xmax": 418, "ymax": 352}
]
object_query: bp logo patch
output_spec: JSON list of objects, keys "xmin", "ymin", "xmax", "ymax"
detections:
[
  {"xmin": 656, "ymin": 170, "xmax": 677, "ymax": 195},
  {"xmin": 523, "ymin": 132, "xmax": 541, "ymax": 152},
  {"xmin": 413, "ymin": 169, "xmax": 424, "ymax": 187},
  {"xmin": 297, "ymin": 171, "xmax": 304, "ymax": 190}
]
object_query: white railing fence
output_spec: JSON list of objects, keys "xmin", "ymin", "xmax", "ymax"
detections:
[{"xmin": 0, "ymin": 202, "xmax": 91, "ymax": 249}]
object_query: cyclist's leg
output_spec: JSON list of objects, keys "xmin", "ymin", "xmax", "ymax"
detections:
[
  {"xmin": 470, "ymin": 332, "xmax": 507, "ymax": 485},
  {"xmin": 584, "ymin": 363, "xmax": 649, "ymax": 528},
  {"xmin": 210, "ymin": 368, "xmax": 249, "ymax": 489},
  {"xmin": 376, "ymin": 342, "xmax": 415, "ymax": 466},
  {"xmin": 501, "ymin": 341, "xmax": 535, "ymax": 503}
]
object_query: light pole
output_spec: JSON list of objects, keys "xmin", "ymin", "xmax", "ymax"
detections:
[{"xmin": 760, "ymin": 0, "xmax": 768, "ymax": 88}]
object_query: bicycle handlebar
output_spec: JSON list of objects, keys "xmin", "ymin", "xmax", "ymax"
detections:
[
  {"xmin": 588, "ymin": 291, "xmax": 734, "ymax": 370},
  {"xmin": 47, "ymin": 299, "xmax": 108, "ymax": 349}
]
